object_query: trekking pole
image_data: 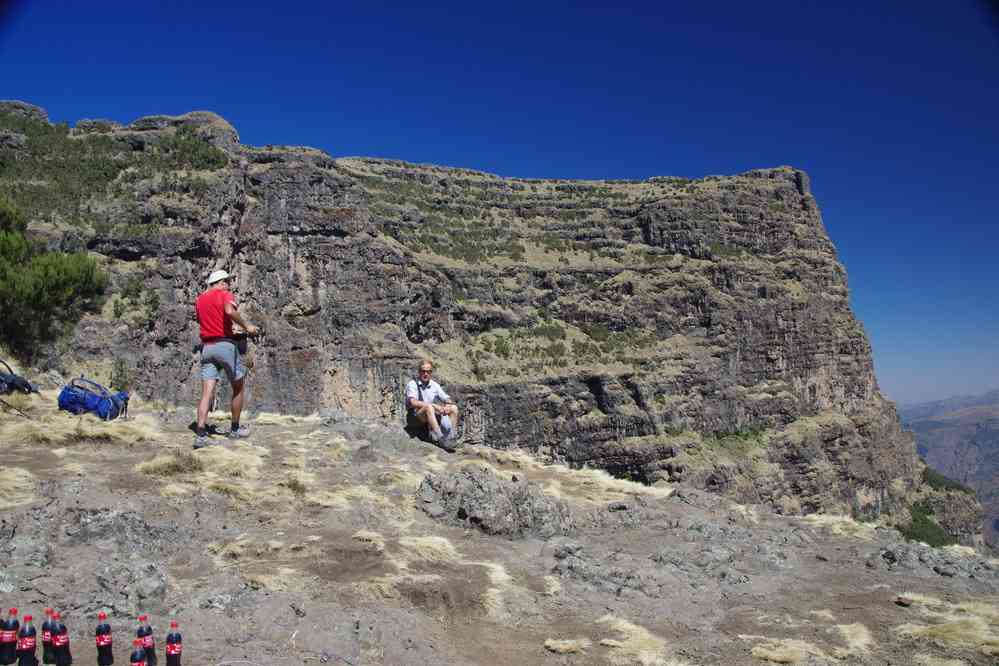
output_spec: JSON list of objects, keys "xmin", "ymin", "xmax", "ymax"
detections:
[{"xmin": 0, "ymin": 398, "xmax": 28, "ymax": 418}]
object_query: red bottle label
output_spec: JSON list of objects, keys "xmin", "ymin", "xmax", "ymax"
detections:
[
  {"xmin": 16, "ymin": 636, "xmax": 36, "ymax": 650},
  {"xmin": 166, "ymin": 643, "xmax": 182, "ymax": 655},
  {"xmin": 53, "ymin": 634, "xmax": 69, "ymax": 647},
  {"xmin": 41, "ymin": 630, "xmax": 51, "ymax": 644},
  {"xmin": 142, "ymin": 635, "xmax": 154, "ymax": 648},
  {"xmin": 0, "ymin": 630, "xmax": 14, "ymax": 643},
  {"xmin": 96, "ymin": 634, "xmax": 113, "ymax": 647},
  {"xmin": 132, "ymin": 661, "xmax": 146, "ymax": 666}
]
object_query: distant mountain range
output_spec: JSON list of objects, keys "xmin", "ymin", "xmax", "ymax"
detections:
[{"xmin": 901, "ymin": 389, "xmax": 999, "ymax": 548}]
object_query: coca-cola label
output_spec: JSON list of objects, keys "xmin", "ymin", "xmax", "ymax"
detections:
[
  {"xmin": 96, "ymin": 634, "xmax": 113, "ymax": 647},
  {"xmin": 53, "ymin": 634, "xmax": 69, "ymax": 647},
  {"xmin": 142, "ymin": 635, "xmax": 154, "ymax": 648},
  {"xmin": 0, "ymin": 630, "xmax": 14, "ymax": 642},
  {"xmin": 16, "ymin": 636, "xmax": 37, "ymax": 650},
  {"xmin": 41, "ymin": 630, "xmax": 51, "ymax": 643},
  {"xmin": 166, "ymin": 643, "xmax": 182, "ymax": 655},
  {"xmin": 131, "ymin": 660, "xmax": 146, "ymax": 666}
]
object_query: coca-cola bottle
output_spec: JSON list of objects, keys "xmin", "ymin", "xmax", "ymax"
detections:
[
  {"xmin": 163, "ymin": 623, "xmax": 180, "ymax": 666},
  {"xmin": 95, "ymin": 612, "xmax": 112, "ymax": 666},
  {"xmin": 134, "ymin": 618, "xmax": 154, "ymax": 666},
  {"xmin": 49, "ymin": 613, "xmax": 70, "ymax": 666},
  {"xmin": 128, "ymin": 640, "xmax": 144, "ymax": 666},
  {"xmin": 15, "ymin": 614, "xmax": 36, "ymax": 666},
  {"xmin": 1, "ymin": 607, "xmax": 20, "ymax": 665},
  {"xmin": 40, "ymin": 610, "xmax": 53, "ymax": 666}
]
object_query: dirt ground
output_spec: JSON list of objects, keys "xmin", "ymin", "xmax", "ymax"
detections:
[{"xmin": 1, "ymin": 392, "xmax": 997, "ymax": 665}]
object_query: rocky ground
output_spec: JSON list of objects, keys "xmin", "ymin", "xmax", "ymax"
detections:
[{"xmin": 1, "ymin": 393, "xmax": 997, "ymax": 665}]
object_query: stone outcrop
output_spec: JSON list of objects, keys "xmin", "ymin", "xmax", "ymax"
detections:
[{"xmin": 0, "ymin": 102, "xmax": 980, "ymax": 540}]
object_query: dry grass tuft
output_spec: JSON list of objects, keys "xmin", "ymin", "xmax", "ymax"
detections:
[
  {"xmin": 307, "ymin": 484, "xmax": 380, "ymax": 509},
  {"xmin": 801, "ymin": 514, "xmax": 876, "ymax": 540},
  {"xmin": 0, "ymin": 467, "xmax": 36, "ymax": 508},
  {"xmin": 375, "ymin": 466, "xmax": 424, "ymax": 490},
  {"xmin": 834, "ymin": 623, "xmax": 873, "ymax": 656},
  {"xmin": 160, "ymin": 483, "xmax": 190, "ymax": 498},
  {"xmin": 136, "ymin": 450, "xmax": 205, "ymax": 476},
  {"xmin": 941, "ymin": 544, "xmax": 978, "ymax": 558},
  {"xmin": 197, "ymin": 442, "xmax": 267, "ymax": 479},
  {"xmin": 253, "ymin": 412, "xmax": 322, "ymax": 425},
  {"xmin": 398, "ymin": 536, "xmax": 461, "ymax": 564},
  {"xmin": 1, "ymin": 404, "xmax": 163, "ymax": 448},
  {"xmin": 544, "ymin": 638, "xmax": 592, "ymax": 654},
  {"xmin": 207, "ymin": 481, "xmax": 255, "ymax": 503},
  {"xmin": 809, "ymin": 609, "xmax": 836, "ymax": 621},
  {"xmin": 896, "ymin": 592, "xmax": 999, "ymax": 656},
  {"xmin": 544, "ymin": 575, "xmax": 562, "ymax": 596},
  {"xmin": 913, "ymin": 655, "xmax": 968, "ymax": 666},
  {"xmin": 352, "ymin": 530, "xmax": 386, "ymax": 553},
  {"xmin": 597, "ymin": 615, "xmax": 668, "ymax": 665},
  {"xmin": 356, "ymin": 573, "xmax": 443, "ymax": 600},
  {"xmin": 749, "ymin": 638, "xmax": 827, "ymax": 663}
]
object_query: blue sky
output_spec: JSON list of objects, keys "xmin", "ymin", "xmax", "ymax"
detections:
[{"xmin": 2, "ymin": 1, "xmax": 996, "ymax": 405}]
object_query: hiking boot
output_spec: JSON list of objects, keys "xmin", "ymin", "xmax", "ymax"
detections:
[
  {"xmin": 227, "ymin": 424, "xmax": 251, "ymax": 439},
  {"xmin": 193, "ymin": 434, "xmax": 216, "ymax": 449},
  {"xmin": 429, "ymin": 429, "xmax": 443, "ymax": 443}
]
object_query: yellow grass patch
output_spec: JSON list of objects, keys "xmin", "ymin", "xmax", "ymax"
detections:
[
  {"xmin": 896, "ymin": 592, "xmax": 999, "ymax": 656},
  {"xmin": 398, "ymin": 536, "xmax": 461, "ymax": 564},
  {"xmin": 914, "ymin": 655, "xmax": 968, "ymax": 666},
  {"xmin": 1, "ymin": 405, "xmax": 162, "ymax": 447},
  {"xmin": 809, "ymin": 609, "xmax": 836, "ymax": 621},
  {"xmin": 941, "ymin": 544, "xmax": 978, "ymax": 558},
  {"xmin": 356, "ymin": 573, "xmax": 443, "ymax": 600},
  {"xmin": 0, "ymin": 467, "xmax": 36, "ymax": 509},
  {"xmin": 833, "ymin": 623, "xmax": 873, "ymax": 656},
  {"xmin": 307, "ymin": 484, "xmax": 380, "ymax": 509},
  {"xmin": 135, "ymin": 450, "xmax": 205, "ymax": 476},
  {"xmin": 748, "ymin": 638, "xmax": 827, "ymax": 663},
  {"xmin": 252, "ymin": 412, "xmax": 321, "ymax": 425},
  {"xmin": 597, "ymin": 615, "xmax": 668, "ymax": 666},
  {"xmin": 197, "ymin": 442, "xmax": 267, "ymax": 479},
  {"xmin": 376, "ymin": 466, "xmax": 424, "ymax": 490},
  {"xmin": 352, "ymin": 530, "xmax": 386, "ymax": 553},
  {"xmin": 801, "ymin": 514, "xmax": 876, "ymax": 540},
  {"xmin": 544, "ymin": 575, "xmax": 562, "ymax": 596},
  {"xmin": 160, "ymin": 483, "xmax": 190, "ymax": 498},
  {"xmin": 207, "ymin": 480, "xmax": 255, "ymax": 503},
  {"xmin": 545, "ymin": 638, "xmax": 591, "ymax": 654}
]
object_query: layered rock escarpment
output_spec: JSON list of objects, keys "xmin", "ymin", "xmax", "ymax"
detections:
[{"xmin": 0, "ymin": 102, "xmax": 975, "ymax": 539}]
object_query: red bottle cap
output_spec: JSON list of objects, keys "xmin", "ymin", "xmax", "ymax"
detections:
[
  {"xmin": 44, "ymin": 608, "xmax": 53, "ymax": 616},
  {"xmin": 8, "ymin": 608, "xmax": 16, "ymax": 616},
  {"xmin": 170, "ymin": 621, "xmax": 178, "ymax": 629},
  {"xmin": 23, "ymin": 615, "xmax": 32, "ymax": 622},
  {"xmin": 138, "ymin": 614, "xmax": 147, "ymax": 622},
  {"xmin": 52, "ymin": 612, "xmax": 60, "ymax": 621},
  {"xmin": 98, "ymin": 612, "xmax": 107, "ymax": 621}
]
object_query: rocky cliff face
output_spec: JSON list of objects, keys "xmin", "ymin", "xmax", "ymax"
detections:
[{"xmin": 0, "ymin": 101, "xmax": 977, "ymax": 540}]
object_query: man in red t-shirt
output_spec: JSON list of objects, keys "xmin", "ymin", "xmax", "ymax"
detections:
[{"xmin": 194, "ymin": 269, "xmax": 259, "ymax": 448}]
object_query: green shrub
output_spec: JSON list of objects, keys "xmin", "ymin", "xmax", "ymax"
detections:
[
  {"xmin": 898, "ymin": 502, "xmax": 957, "ymax": 548},
  {"xmin": 494, "ymin": 335, "xmax": 511, "ymax": 359},
  {"xmin": 0, "ymin": 197, "xmax": 26, "ymax": 233},
  {"xmin": 922, "ymin": 466, "xmax": 975, "ymax": 495},
  {"xmin": 0, "ymin": 199, "xmax": 107, "ymax": 356},
  {"xmin": 155, "ymin": 125, "xmax": 228, "ymax": 170}
]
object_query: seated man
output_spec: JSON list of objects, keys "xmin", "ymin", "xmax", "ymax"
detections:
[{"xmin": 405, "ymin": 359, "xmax": 459, "ymax": 447}]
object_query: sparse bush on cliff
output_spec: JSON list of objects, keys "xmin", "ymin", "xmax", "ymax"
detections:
[
  {"xmin": 0, "ymin": 198, "xmax": 107, "ymax": 356},
  {"xmin": 921, "ymin": 466, "xmax": 975, "ymax": 496},
  {"xmin": 898, "ymin": 502, "xmax": 957, "ymax": 548},
  {"xmin": 155, "ymin": 125, "xmax": 228, "ymax": 170}
]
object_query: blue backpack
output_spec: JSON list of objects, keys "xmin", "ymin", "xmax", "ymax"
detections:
[{"xmin": 57, "ymin": 377, "xmax": 129, "ymax": 421}]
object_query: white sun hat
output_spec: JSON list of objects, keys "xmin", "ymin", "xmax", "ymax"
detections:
[{"xmin": 206, "ymin": 269, "xmax": 231, "ymax": 286}]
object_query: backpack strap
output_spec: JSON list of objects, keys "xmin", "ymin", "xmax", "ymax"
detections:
[{"xmin": 70, "ymin": 377, "xmax": 112, "ymax": 398}]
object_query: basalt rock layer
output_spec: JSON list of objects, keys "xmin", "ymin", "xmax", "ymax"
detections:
[{"xmin": 0, "ymin": 102, "xmax": 977, "ymax": 540}]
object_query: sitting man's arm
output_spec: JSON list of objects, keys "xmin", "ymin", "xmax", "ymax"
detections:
[{"xmin": 405, "ymin": 381, "xmax": 425, "ymax": 411}]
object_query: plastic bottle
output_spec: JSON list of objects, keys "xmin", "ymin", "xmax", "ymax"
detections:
[
  {"xmin": 15, "ymin": 614, "xmax": 36, "ymax": 666},
  {"xmin": 40, "ymin": 610, "xmax": 53, "ymax": 666},
  {"xmin": 163, "ymin": 623, "xmax": 179, "ymax": 666},
  {"xmin": 49, "ymin": 613, "xmax": 70, "ymax": 666},
  {"xmin": 134, "ymin": 618, "xmax": 154, "ymax": 666},
  {"xmin": 1, "ymin": 607, "xmax": 20, "ymax": 665},
  {"xmin": 95, "ymin": 612, "xmax": 112, "ymax": 666},
  {"xmin": 128, "ymin": 640, "xmax": 144, "ymax": 666}
]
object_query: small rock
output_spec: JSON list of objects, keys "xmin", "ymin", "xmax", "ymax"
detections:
[
  {"xmin": 895, "ymin": 596, "xmax": 914, "ymax": 607},
  {"xmin": 607, "ymin": 501, "xmax": 629, "ymax": 512},
  {"xmin": 815, "ymin": 553, "xmax": 830, "ymax": 562},
  {"xmin": 933, "ymin": 565, "xmax": 957, "ymax": 578}
]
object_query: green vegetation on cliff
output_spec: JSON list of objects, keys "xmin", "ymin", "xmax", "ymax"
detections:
[{"xmin": 0, "ymin": 197, "xmax": 107, "ymax": 356}]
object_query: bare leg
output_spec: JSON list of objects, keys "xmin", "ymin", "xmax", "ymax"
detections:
[
  {"xmin": 197, "ymin": 379, "xmax": 217, "ymax": 431},
  {"xmin": 417, "ymin": 404, "xmax": 441, "ymax": 435},
  {"xmin": 443, "ymin": 404, "xmax": 460, "ymax": 428},
  {"xmin": 230, "ymin": 376, "xmax": 245, "ymax": 425}
]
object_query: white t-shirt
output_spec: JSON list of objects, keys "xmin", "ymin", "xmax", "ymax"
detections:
[{"xmin": 406, "ymin": 378, "xmax": 451, "ymax": 411}]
